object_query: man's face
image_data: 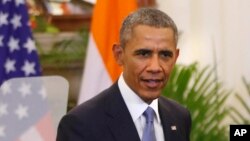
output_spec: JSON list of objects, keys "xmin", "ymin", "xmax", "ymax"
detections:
[{"xmin": 114, "ymin": 25, "xmax": 179, "ymax": 103}]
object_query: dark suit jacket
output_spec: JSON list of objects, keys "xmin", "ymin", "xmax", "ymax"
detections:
[{"xmin": 56, "ymin": 82, "xmax": 192, "ymax": 141}]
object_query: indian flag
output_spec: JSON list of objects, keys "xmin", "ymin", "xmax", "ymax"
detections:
[{"xmin": 78, "ymin": 0, "xmax": 137, "ymax": 104}]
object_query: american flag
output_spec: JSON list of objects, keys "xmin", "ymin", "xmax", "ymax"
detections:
[
  {"xmin": 0, "ymin": 0, "xmax": 41, "ymax": 86},
  {"xmin": 0, "ymin": 77, "xmax": 55, "ymax": 141},
  {"xmin": 0, "ymin": 1, "xmax": 55, "ymax": 140}
]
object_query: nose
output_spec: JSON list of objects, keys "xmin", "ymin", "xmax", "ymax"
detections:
[{"xmin": 147, "ymin": 55, "xmax": 161, "ymax": 73}]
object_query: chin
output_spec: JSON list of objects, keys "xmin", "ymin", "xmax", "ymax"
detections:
[
  {"xmin": 143, "ymin": 96, "xmax": 159, "ymax": 104},
  {"xmin": 146, "ymin": 93, "xmax": 161, "ymax": 100}
]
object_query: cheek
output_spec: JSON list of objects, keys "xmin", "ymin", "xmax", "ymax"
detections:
[
  {"xmin": 162, "ymin": 62, "xmax": 175, "ymax": 74},
  {"xmin": 131, "ymin": 60, "xmax": 148, "ymax": 75},
  {"xmin": 125, "ymin": 58, "xmax": 145, "ymax": 71}
]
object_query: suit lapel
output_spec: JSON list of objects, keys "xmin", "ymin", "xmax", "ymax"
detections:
[
  {"xmin": 158, "ymin": 97, "xmax": 182, "ymax": 141},
  {"xmin": 104, "ymin": 83, "xmax": 140, "ymax": 141}
]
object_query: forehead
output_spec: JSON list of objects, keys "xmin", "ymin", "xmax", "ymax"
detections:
[
  {"xmin": 128, "ymin": 25, "xmax": 176, "ymax": 47},
  {"xmin": 132, "ymin": 25, "xmax": 174, "ymax": 40}
]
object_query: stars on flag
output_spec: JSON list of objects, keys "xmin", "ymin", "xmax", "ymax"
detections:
[
  {"xmin": 0, "ymin": 78, "xmax": 52, "ymax": 141},
  {"xmin": 0, "ymin": 12, "xmax": 8, "ymax": 26},
  {"xmin": 4, "ymin": 58, "xmax": 16, "ymax": 74},
  {"xmin": 0, "ymin": 0, "xmax": 41, "ymax": 85},
  {"xmin": 38, "ymin": 86, "xmax": 48, "ymax": 100},
  {"xmin": 24, "ymin": 37, "xmax": 36, "ymax": 54},
  {"xmin": 15, "ymin": 104, "xmax": 29, "ymax": 120},
  {"xmin": 14, "ymin": 0, "xmax": 25, "ymax": 7},
  {"xmin": 0, "ymin": 102, "xmax": 8, "ymax": 117},
  {"xmin": 10, "ymin": 14, "xmax": 22, "ymax": 30},
  {"xmin": 0, "ymin": 82, "xmax": 11, "ymax": 95},
  {"xmin": 18, "ymin": 82, "xmax": 31, "ymax": 97},
  {"xmin": 21, "ymin": 60, "xmax": 36, "ymax": 76},
  {"xmin": 7, "ymin": 36, "xmax": 20, "ymax": 53}
]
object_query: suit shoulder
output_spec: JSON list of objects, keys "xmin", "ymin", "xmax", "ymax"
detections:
[
  {"xmin": 159, "ymin": 96, "xmax": 190, "ymax": 114},
  {"xmin": 67, "ymin": 83, "xmax": 119, "ymax": 119},
  {"xmin": 68, "ymin": 92, "xmax": 106, "ymax": 118}
]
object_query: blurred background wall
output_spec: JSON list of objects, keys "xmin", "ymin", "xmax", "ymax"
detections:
[{"xmin": 157, "ymin": 0, "xmax": 250, "ymax": 117}]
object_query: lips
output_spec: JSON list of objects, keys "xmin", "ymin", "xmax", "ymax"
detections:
[{"xmin": 141, "ymin": 79, "xmax": 163, "ymax": 89}]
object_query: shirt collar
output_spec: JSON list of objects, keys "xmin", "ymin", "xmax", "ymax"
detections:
[{"xmin": 118, "ymin": 74, "xmax": 161, "ymax": 122}]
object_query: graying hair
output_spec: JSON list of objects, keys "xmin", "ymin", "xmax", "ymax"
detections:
[{"xmin": 120, "ymin": 8, "xmax": 178, "ymax": 48}]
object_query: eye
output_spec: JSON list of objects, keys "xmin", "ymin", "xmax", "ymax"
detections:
[
  {"xmin": 160, "ymin": 51, "xmax": 173, "ymax": 58},
  {"xmin": 135, "ymin": 49, "xmax": 152, "ymax": 57}
]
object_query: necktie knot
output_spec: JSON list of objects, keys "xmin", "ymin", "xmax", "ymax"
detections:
[{"xmin": 143, "ymin": 107, "xmax": 155, "ymax": 123}]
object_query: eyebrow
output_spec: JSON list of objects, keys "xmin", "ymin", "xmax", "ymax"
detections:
[
  {"xmin": 134, "ymin": 48, "xmax": 152, "ymax": 55},
  {"xmin": 134, "ymin": 48, "xmax": 173, "ymax": 54}
]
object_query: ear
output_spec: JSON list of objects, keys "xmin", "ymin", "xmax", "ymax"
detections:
[
  {"xmin": 174, "ymin": 48, "xmax": 180, "ymax": 62},
  {"xmin": 112, "ymin": 44, "xmax": 123, "ymax": 66}
]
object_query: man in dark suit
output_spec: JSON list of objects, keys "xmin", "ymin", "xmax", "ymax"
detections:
[{"xmin": 56, "ymin": 8, "xmax": 192, "ymax": 141}]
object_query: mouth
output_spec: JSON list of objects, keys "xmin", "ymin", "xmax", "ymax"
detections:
[{"xmin": 141, "ymin": 78, "xmax": 164, "ymax": 89}]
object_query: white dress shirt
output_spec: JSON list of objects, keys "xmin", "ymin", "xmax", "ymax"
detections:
[{"xmin": 118, "ymin": 74, "xmax": 165, "ymax": 141}]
